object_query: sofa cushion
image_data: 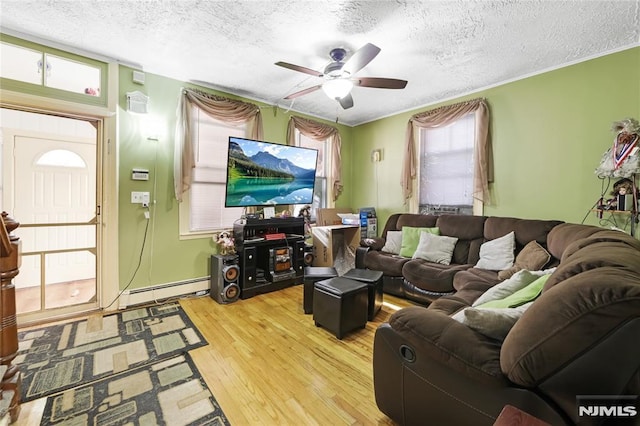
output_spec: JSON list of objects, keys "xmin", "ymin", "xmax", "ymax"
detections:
[
  {"xmin": 472, "ymin": 269, "xmax": 547, "ymax": 307},
  {"xmin": 476, "ymin": 274, "xmax": 550, "ymax": 309},
  {"xmin": 484, "ymin": 217, "xmax": 563, "ymax": 248},
  {"xmin": 560, "ymin": 229, "xmax": 640, "ymax": 262},
  {"xmin": 412, "ymin": 232, "xmax": 458, "ymax": 265},
  {"xmin": 544, "ymin": 242, "xmax": 640, "ymax": 291},
  {"xmin": 476, "ymin": 231, "xmax": 515, "ymax": 271},
  {"xmin": 395, "ymin": 214, "xmax": 438, "ymax": 230},
  {"xmin": 546, "ymin": 222, "xmax": 602, "ymax": 260},
  {"xmin": 452, "ymin": 268, "xmax": 500, "ymax": 292},
  {"xmin": 451, "ymin": 302, "xmax": 533, "ymax": 341},
  {"xmin": 501, "ymin": 267, "xmax": 640, "ymax": 387},
  {"xmin": 381, "ymin": 230, "xmax": 402, "ymax": 254},
  {"xmin": 498, "ymin": 241, "xmax": 551, "ymax": 280},
  {"xmin": 364, "ymin": 251, "xmax": 410, "ymax": 276},
  {"xmin": 436, "ymin": 214, "xmax": 486, "ymax": 265},
  {"xmin": 402, "ymin": 260, "xmax": 474, "ymax": 294},
  {"xmin": 399, "ymin": 226, "xmax": 440, "ymax": 258}
]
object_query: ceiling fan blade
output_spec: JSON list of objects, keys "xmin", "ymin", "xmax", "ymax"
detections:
[
  {"xmin": 275, "ymin": 61, "xmax": 323, "ymax": 77},
  {"xmin": 342, "ymin": 43, "xmax": 381, "ymax": 76},
  {"xmin": 355, "ymin": 77, "xmax": 408, "ymax": 89},
  {"xmin": 284, "ymin": 84, "xmax": 323, "ymax": 100},
  {"xmin": 338, "ymin": 93, "xmax": 354, "ymax": 109}
]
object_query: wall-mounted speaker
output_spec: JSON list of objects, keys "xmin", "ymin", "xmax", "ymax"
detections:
[{"xmin": 210, "ymin": 254, "xmax": 240, "ymax": 304}]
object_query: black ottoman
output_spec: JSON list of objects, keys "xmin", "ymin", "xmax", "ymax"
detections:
[
  {"xmin": 313, "ymin": 277, "xmax": 368, "ymax": 339},
  {"xmin": 342, "ymin": 268, "xmax": 384, "ymax": 320},
  {"xmin": 303, "ymin": 266, "xmax": 338, "ymax": 314}
]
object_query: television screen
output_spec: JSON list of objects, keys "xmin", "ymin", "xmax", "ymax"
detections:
[{"xmin": 224, "ymin": 136, "xmax": 318, "ymax": 207}]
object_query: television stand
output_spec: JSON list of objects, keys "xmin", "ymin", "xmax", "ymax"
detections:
[{"xmin": 233, "ymin": 217, "xmax": 306, "ymax": 299}]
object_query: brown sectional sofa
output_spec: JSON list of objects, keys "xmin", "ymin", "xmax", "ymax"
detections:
[
  {"xmin": 356, "ymin": 213, "xmax": 562, "ymax": 304},
  {"xmin": 367, "ymin": 215, "xmax": 640, "ymax": 425}
]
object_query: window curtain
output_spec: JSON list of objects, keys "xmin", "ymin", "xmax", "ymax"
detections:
[
  {"xmin": 286, "ymin": 116, "xmax": 343, "ymax": 201},
  {"xmin": 173, "ymin": 88, "xmax": 263, "ymax": 202},
  {"xmin": 401, "ymin": 98, "xmax": 492, "ymax": 204}
]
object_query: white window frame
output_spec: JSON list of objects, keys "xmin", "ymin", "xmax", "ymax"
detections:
[
  {"xmin": 178, "ymin": 108, "xmax": 245, "ymax": 238},
  {"xmin": 417, "ymin": 112, "xmax": 481, "ymax": 215},
  {"xmin": 293, "ymin": 129, "xmax": 332, "ymax": 218},
  {"xmin": 0, "ymin": 36, "xmax": 107, "ymax": 106}
]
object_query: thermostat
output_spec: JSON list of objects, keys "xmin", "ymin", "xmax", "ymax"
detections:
[{"xmin": 132, "ymin": 168, "xmax": 149, "ymax": 181}]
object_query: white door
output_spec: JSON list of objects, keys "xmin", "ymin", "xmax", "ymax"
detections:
[{"xmin": 2, "ymin": 114, "xmax": 99, "ymax": 315}]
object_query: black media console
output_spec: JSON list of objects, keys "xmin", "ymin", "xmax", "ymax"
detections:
[{"xmin": 233, "ymin": 217, "xmax": 306, "ymax": 299}]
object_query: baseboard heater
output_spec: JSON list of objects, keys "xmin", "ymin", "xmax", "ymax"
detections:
[{"xmin": 118, "ymin": 277, "xmax": 209, "ymax": 309}]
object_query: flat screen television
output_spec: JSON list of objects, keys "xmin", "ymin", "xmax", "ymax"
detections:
[{"xmin": 224, "ymin": 136, "xmax": 318, "ymax": 208}]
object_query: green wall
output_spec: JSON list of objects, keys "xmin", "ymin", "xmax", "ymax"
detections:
[
  {"xmin": 119, "ymin": 47, "xmax": 639, "ymax": 290},
  {"xmin": 351, "ymin": 47, "xmax": 640, "ymax": 229},
  {"xmin": 117, "ymin": 67, "xmax": 353, "ymax": 289}
]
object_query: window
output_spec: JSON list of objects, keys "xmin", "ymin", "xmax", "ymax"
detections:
[
  {"xmin": 36, "ymin": 149, "xmax": 87, "ymax": 168},
  {"xmin": 418, "ymin": 113, "xmax": 475, "ymax": 215},
  {"xmin": 294, "ymin": 130, "xmax": 329, "ymax": 217},
  {"xmin": 187, "ymin": 108, "xmax": 245, "ymax": 233},
  {"xmin": 0, "ymin": 36, "xmax": 107, "ymax": 106}
]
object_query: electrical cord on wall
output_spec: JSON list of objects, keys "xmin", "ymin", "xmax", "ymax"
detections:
[
  {"xmin": 104, "ymin": 211, "xmax": 150, "ymax": 309},
  {"xmin": 374, "ymin": 159, "xmax": 380, "ymax": 209},
  {"xmin": 580, "ymin": 177, "xmax": 611, "ymax": 225}
]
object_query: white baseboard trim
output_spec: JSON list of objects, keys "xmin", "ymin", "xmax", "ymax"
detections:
[{"xmin": 118, "ymin": 277, "xmax": 210, "ymax": 309}]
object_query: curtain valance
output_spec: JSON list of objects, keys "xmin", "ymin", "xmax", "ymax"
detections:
[
  {"xmin": 286, "ymin": 116, "xmax": 343, "ymax": 201},
  {"xmin": 401, "ymin": 98, "xmax": 492, "ymax": 204}
]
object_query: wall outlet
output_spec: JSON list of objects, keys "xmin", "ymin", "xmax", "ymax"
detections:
[
  {"xmin": 371, "ymin": 149, "xmax": 383, "ymax": 162},
  {"xmin": 131, "ymin": 191, "xmax": 150, "ymax": 204}
]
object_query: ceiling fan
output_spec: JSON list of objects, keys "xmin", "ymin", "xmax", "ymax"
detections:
[{"xmin": 275, "ymin": 43, "xmax": 408, "ymax": 110}]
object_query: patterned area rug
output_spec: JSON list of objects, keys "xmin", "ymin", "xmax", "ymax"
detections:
[
  {"xmin": 39, "ymin": 353, "xmax": 229, "ymax": 425},
  {"xmin": 16, "ymin": 303, "xmax": 208, "ymax": 403}
]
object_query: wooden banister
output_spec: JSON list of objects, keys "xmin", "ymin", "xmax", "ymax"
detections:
[{"xmin": 0, "ymin": 212, "xmax": 21, "ymax": 423}]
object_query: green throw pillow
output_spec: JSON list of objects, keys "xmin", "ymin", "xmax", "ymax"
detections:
[
  {"xmin": 399, "ymin": 227, "xmax": 440, "ymax": 258},
  {"xmin": 477, "ymin": 274, "xmax": 551, "ymax": 309}
]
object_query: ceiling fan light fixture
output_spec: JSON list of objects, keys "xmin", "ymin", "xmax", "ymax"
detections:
[{"xmin": 322, "ymin": 78, "xmax": 353, "ymax": 99}]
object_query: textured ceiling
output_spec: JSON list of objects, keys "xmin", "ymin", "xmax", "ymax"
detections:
[{"xmin": 1, "ymin": 1, "xmax": 639, "ymax": 126}]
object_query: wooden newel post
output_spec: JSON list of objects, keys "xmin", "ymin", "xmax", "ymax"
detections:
[{"xmin": 1, "ymin": 211, "xmax": 21, "ymax": 423}]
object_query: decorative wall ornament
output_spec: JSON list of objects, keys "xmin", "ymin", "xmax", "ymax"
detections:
[
  {"xmin": 595, "ymin": 117, "xmax": 640, "ymax": 178},
  {"xmin": 126, "ymin": 90, "xmax": 149, "ymax": 114}
]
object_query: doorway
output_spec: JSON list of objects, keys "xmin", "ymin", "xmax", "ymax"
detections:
[{"xmin": 1, "ymin": 108, "xmax": 101, "ymax": 322}]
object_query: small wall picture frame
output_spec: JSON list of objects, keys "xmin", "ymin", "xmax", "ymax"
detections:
[{"xmin": 263, "ymin": 207, "xmax": 275, "ymax": 219}]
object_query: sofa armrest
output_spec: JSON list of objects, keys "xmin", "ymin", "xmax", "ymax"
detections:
[
  {"xmin": 361, "ymin": 236, "xmax": 385, "ymax": 251},
  {"xmin": 501, "ymin": 267, "xmax": 640, "ymax": 424},
  {"xmin": 388, "ymin": 307, "xmax": 506, "ymax": 384},
  {"xmin": 355, "ymin": 246, "xmax": 370, "ymax": 269}
]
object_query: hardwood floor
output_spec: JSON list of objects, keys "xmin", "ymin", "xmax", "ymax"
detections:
[{"xmin": 16, "ymin": 284, "xmax": 416, "ymax": 425}]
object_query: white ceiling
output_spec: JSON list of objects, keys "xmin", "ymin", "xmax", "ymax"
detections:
[{"xmin": 1, "ymin": 1, "xmax": 639, "ymax": 126}]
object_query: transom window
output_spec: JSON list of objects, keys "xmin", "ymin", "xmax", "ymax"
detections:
[{"xmin": 0, "ymin": 35, "xmax": 106, "ymax": 105}]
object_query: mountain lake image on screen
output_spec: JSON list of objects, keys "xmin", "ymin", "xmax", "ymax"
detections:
[{"xmin": 224, "ymin": 137, "xmax": 319, "ymax": 207}]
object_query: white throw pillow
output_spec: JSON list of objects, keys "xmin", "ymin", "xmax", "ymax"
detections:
[
  {"xmin": 451, "ymin": 302, "xmax": 533, "ymax": 341},
  {"xmin": 412, "ymin": 232, "xmax": 458, "ymax": 265},
  {"xmin": 381, "ymin": 231, "xmax": 402, "ymax": 255},
  {"xmin": 475, "ymin": 231, "xmax": 515, "ymax": 271},
  {"xmin": 472, "ymin": 269, "xmax": 540, "ymax": 306}
]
